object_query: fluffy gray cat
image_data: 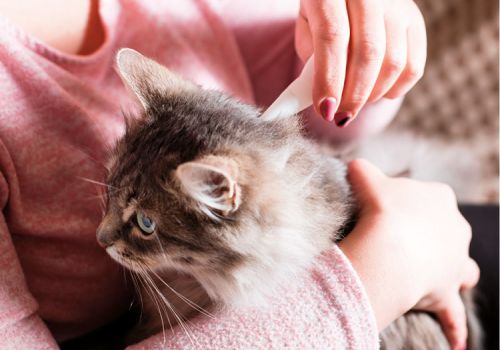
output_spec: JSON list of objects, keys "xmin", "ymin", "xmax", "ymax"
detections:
[{"xmin": 96, "ymin": 48, "xmax": 481, "ymax": 349}]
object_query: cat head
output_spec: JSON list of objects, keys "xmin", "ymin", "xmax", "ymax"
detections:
[{"xmin": 96, "ymin": 49, "xmax": 324, "ymax": 304}]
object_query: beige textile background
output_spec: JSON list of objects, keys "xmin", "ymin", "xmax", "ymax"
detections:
[
  {"xmin": 395, "ymin": 0, "xmax": 498, "ymax": 140},
  {"xmin": 390, "ymin": 0, "xmax": 499, "ymax": 203}
]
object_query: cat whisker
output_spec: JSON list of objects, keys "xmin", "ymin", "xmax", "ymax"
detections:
[
  {"xmin": 79, "ymin": 187, "xmax": 108, "ymax": 216},
  {"xmin": 155, "ymin": 273, "xmax": 214, "ymax": 319},
  {"xmin": 76, "ymin": 176, "xmax": 119, "ymax": 190},
  {"xmin": 137, "ymin": 266, "xmax": 176, "ymax": 328},
  {"xmin": 61, "ymin": 139, "xmax": 110, "ymax": 171},
  {"xmin": 152, "ymin": 237, "xmax": 214, "ymax": 319},
  {"xmin": 80, "ymin": 194, "xmax": 106, "ymax": 202},
  {"xmin": 138, "ymin": 264, "xmax": 200, "ymax": 348},
  {"xmin": 148, "ymin": 265, "xmax": 214, "ymax": 319},
  {"xmin": 130, "ymin": 271, "xmax": 144, "ymax": 322},
  {"xmin": 128, "ymin": 276, "xmax": 137, "ymax": 311},
  {"xmin": 140, "ymin": 270, "xmax": 185, "ymax": 347},
  {"xmin": 137, "ymin": 264, "xmax": 179, "ymax": 334},
  {"xmin": 135, "ymin": 269, "xmax": 169, "ymax": 345}
]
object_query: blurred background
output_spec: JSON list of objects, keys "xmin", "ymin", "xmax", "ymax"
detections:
[
  {"xmin": 389, "ymin": 2, "xmax": 498, "ymax": 348},
  {"xmin": 394, "ymin": 0, "xmax": 498, "ymax": 203}
]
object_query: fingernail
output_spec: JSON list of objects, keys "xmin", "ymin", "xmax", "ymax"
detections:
[
  {"xmin": 334, "ymin": 112, "xmax": 352, "ymax": 128},
  {"xmin": 319, "ymin": 97, "xmax": 337, "ymax": 122}
]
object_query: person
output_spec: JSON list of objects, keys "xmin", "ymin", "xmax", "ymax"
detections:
[{"xmin": 0, "ymin": 0, "xmax": 478, "ymax": 349}]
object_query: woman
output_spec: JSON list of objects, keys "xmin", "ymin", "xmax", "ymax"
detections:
[{"xmin": 0, "ymin": 0, "xmax": 477, "ymax": 349}]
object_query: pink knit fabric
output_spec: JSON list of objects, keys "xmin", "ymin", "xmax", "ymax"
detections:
[
  {"xmin": 128, "ymin": 247, "xmax": 379, "ymax": 350},
  {"xmin": 0, "ymin": 0, "xmax": 378, "ymax": 348}
]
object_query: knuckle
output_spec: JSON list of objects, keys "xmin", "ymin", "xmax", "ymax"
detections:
[
  {"xmin": 345, "ymin": 92, "xmax": 367, "ymax": 108},
  {"xmin": 317, "ymin": 22, "xmax": 350, "ymax": 45},
  {"xmin": 460, "ymin": 218, "xmax": 473, "ymax": 239},
  {"xmin": 385, "ymin": 56, "xmax": 406, "ymax": 75},
  {"xmin": 441, "ymin": 184, "xmax": 457, "ymax": 201},
  {"xmin": 466, "ymin": 225, "xmax": 473, "ymax": 241},
  {"xmin": 471, "ymin": 260, "xmax": 481, "ymax": 279},
  {"xmin": 430, "ymin": 182, "xmax": 459, "ymax": 205},
  {"xmin": 405, "ymin": 61, "xmax": 425, "ymax": 81},
  {"xmin": 358, "ymin": 39, "xmax": 384, "ymax": 63}
]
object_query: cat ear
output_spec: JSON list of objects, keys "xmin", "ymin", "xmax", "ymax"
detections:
[
  {"xmin": 176, "ymin": 156, "xmax": 241, "ymax": 219},
  {"xmin": 116, "ymin": 48, "xmax": 196, "ymax": 110}
]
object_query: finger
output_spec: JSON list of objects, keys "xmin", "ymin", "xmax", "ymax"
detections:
[
  {"xmin": 295, "ymin": 14, "xmax": 314, "ymax": 62},
  {"xmin": 303, "ymin": 0, "xmax": 350, "ymax": 122},
  {"xmin": 335, "ymin": 0, "xmax": 385, "ymax": 126},
  {"xmin": 384, "ymin": 5, "xmax": 427, "ymax": 98},
  {"xmin": 461, "ymin": 259, "xmax": 480, "ymax": 290},
  {"xmin": 435, "ymin": 293, "xmax": 468, "ymax": 350},
  {"xmin": 368, "ymin": 19, "xmax": 407, "ymax": 102}
]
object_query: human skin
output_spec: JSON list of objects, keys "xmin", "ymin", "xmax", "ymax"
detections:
[
  {"xmin": 295, "ymin": 4, "xmax": 477, "ymax": 345},
  {"xmin": 341, "ymin": 160, "xmax": 479, "ymax": 350},
  {"xmin": 0, "ymin": 1, "xmax": 478, "ymax": 349},
  {"xmin": 296, "ymin": 0, "xmax": 427, "ymax": 127}
]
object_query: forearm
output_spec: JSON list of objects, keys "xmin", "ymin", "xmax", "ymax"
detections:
[{"xmin": 338, "ymin": 216, "xmax": 419, "ymax": 331}]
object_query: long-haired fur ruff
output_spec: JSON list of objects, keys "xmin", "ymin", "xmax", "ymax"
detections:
[{"xmin": 96, "ymin": 49, "xmax": 481, "ymax": 349}]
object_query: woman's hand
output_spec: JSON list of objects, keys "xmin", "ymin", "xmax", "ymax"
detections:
[
  {"xmin": 296, "ymin": 0, "xmax": 427, "ymax": 126},
  {"xmin": 339, "ymin": 160, "xmax": 479, "ymax": 350}
]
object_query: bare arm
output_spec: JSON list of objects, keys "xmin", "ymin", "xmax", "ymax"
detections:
[{"xmin": 339, "ymin": 160, "xmax": 479, "ymax": 350}]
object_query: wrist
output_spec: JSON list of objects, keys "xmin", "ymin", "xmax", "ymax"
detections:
[{"xmin": 338, "ymin": 216, "xmax": 418, "ymax": 330}]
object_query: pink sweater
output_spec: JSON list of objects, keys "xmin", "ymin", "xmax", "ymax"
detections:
[{"xmin": 0, "ymin": 0, "xmax": 379, "ymax": 348}]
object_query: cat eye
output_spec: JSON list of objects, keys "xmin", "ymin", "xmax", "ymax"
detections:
[{"xmin": 136, "ymin": 212, "xmax": 156, "ymax": 235}]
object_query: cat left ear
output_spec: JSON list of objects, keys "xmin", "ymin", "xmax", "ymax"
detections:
[
  {"xmin": 176, "ymin": 156, "xmax": 241, "ymax": 219},
  {"xmin": 116, "ymin": 48, "xmax": 196, "ymax": 110}
]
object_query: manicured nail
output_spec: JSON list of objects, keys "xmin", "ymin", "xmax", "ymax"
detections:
[
  {"xmin": 319, "ymin": 97, "xmax": 337, "ymax": 122},
  {"xmin": 334, "ymin": 112, "xmax": 352, "ymax": 128}
]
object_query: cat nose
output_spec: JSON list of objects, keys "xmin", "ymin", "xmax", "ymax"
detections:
[
  {"xmin": 96, "ymin": 226, "xmax": 116, "ymax": 248},
  {"xmin": 97, "ymin": 236, "xmax": 113, "ymax": 248}
]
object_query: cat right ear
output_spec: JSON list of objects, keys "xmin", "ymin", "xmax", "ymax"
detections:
[
  {"xmin": 116, "ymin": 48, "xmax": 197, "ymax": 110},
  {"xmin": 175, "ymin": 156, "xmax": 241, "ymax": 220}
]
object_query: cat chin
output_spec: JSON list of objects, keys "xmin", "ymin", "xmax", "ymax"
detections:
[{"xmin": 106, "ymin": 246, "xmax": 133, "ymax": 269}]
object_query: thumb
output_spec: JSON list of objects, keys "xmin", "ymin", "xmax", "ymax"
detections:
[
  {"xmin": 348, "ymin": 159, "xmax": 386, "ymax": 191},
  {"xmin": 435, "ymin": 293, "xmax": 468, "ymax": 350},
  {"xmin": 461, "ymin": 259, "xmax": 480, "ymax": 290},
  {"xmin": 347, "ymin": 159, "xmax": 387, "ymax": 210}
]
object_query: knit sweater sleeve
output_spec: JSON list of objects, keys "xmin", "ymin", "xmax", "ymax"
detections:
[
  {"xmin": 127, "ymin": 245, "xmax": 379, "ymax": 350},
  {"xmin": 0, "ymin": 145, "xmax": 58, "ymax": 350}
]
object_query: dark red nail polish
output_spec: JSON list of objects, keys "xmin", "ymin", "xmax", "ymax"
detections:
[
  {"xmin": 334, "ymin": 112, "xmax": 352, "ymax": 127},
  {"xmin": 319, "ymin": 97, "xmax": 337, "ymax": 122}
]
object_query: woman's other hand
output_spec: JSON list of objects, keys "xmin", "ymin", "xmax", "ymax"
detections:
[
  {"xmin": 339, "ymin": 159, "xmax": 479, "ymax": 350},
  {"xmin": 296, "ymin": 0, "xmax": 427, "ymax": 126}
]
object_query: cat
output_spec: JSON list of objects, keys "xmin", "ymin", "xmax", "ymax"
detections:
[{"xmin": 96, "ymin": 48, "xmax": 481, "ymax": 349}]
